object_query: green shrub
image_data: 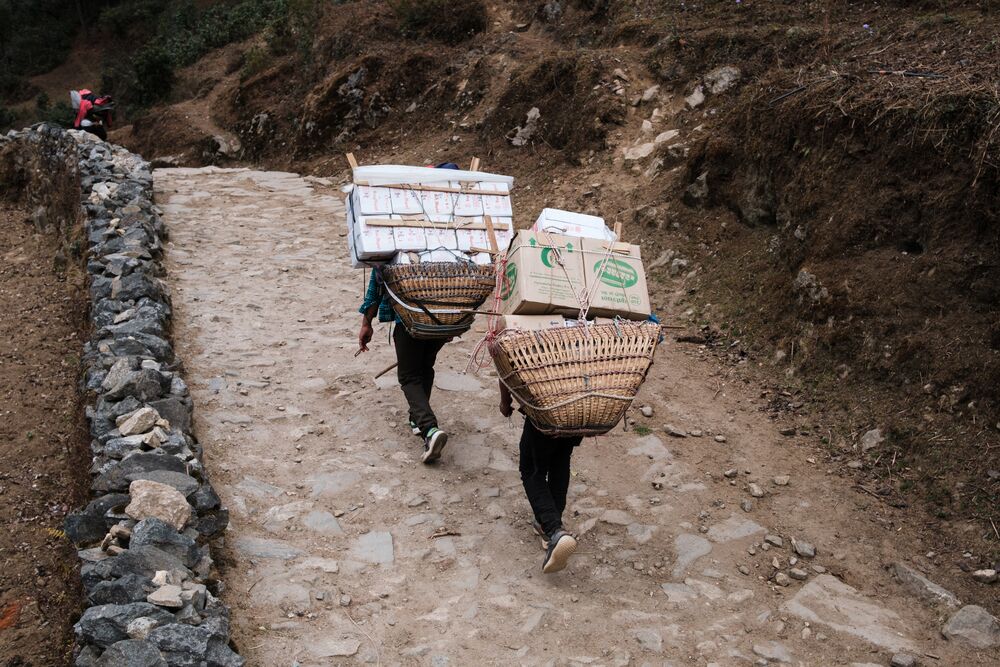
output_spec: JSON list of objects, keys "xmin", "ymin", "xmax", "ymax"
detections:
[
  {"xmin": 0, "ymin": 106, "xmax": 18, "ymax": 131},
  {"xmin": 99, "ymin": 0, "xmax": 168, "ymax": 37},
  {"xmin": 266, "ymin": 0, "xmax": 320, "ymax": 59},
  {"xmin": 38, "ymin": 100, "xmax": 74, "ymax": 127},
  {"xmin": 101, "ymin": 0, "xmax": 291, "ymax": 106},
  {"xmin": 241, "ymin": 45, "xmax": 272, "ymax": 79},
  {"xmin": 388, "ymin": 0, "xmax": 487, "ymax": 44},
  {"xmin": 131, "ymin": 46, "xmax": 176, "ymax": 106}
]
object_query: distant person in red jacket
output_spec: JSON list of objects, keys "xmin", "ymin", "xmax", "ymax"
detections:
[{"xmin": 70, "ymin": 89, "xmax": 115, "ymax": 141}]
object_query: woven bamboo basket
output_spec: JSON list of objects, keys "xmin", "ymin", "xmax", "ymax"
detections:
[
  {"xmin": 381, "ymin": 262, "xmax": 497, "ymax": 339},
  {"xmin": 490, "ymin": 320, "xmax": 660, "ymax": 437}
]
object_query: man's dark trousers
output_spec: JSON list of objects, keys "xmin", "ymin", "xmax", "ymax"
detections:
[
  {"xmin": 519, "ymin": 419, "xmax": 582, "ymax": 537},
  {"xmin": 393, "ymin": 325, "xmax": 446, "ymax": 437}
]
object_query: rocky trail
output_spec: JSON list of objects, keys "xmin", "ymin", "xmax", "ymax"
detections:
[{"xmin": 152, "ymin": 167, "xmax": 988, "ymax": 667}]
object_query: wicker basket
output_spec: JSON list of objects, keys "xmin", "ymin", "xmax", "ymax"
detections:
[
  {"xmin": 381, "ymin": 262, "xmax": 497, "ymax": 339},
  {"xmin": 490, "ymin": 320, "xmax": 660, "ymax": 437}
]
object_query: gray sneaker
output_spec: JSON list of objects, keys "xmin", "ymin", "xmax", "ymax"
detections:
[{"xmin": 542, "ymin": 530, "xmax": 577, "ymax": 574}]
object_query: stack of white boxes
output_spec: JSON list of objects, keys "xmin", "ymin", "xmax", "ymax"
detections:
[{"xmin": 346, "ymin": 169, "xmax": 514, "ymax": 268}]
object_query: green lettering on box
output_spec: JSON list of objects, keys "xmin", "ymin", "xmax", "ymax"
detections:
[
  {"xmin": 595, "ymin": 258, "xmax": 638, "ymax": 288},
  {"xmin": 501, "ymin": 262, "xmax": 517, "ymax": 300}
]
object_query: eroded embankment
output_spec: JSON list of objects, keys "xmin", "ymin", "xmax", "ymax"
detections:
[
  {"xmin": 1, "ymin": 125, "xmax": 243, "ymax": 666},
  {"xmin": 0, "ymin": 126, "xmax": 88, "ymax": 667}
]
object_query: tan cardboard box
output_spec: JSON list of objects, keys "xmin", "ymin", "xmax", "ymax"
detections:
[
  {"xmin": 498, "ymin": 314, "xmax": 575, "ymax": 331},
  {"xmin": 580, "ymin": 237, "xmax": 651, "ymax": 320},
  {"xmin": 498, "ymin": 315, "xmax": 621, "ymax": 331},
  {"xmin": 499, "ymin": 231, "xmax": 586, "ymax": 315}
]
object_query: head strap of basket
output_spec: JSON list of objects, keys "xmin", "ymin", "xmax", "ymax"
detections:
[{"xmin": 381, "ymin": 260, "xmax": 497, "ymax": 340}]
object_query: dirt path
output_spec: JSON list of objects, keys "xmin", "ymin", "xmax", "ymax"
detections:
[{"xmin": 152, "ymin": 167, "xmax": 980, "ymax": 666}]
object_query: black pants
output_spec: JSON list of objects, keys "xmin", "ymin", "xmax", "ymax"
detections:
[
  {"xmin": 519, "ymin": 419, "xmax": 581, "ymax": 537},
  {"xmin": 393, "ymin": 325, "xmax": 445, "ymax": 437}
]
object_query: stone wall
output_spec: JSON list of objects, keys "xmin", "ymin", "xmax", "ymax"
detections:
[{"xmin": 0, "ymin": 125, "xmax": 243, "ymax": 667}]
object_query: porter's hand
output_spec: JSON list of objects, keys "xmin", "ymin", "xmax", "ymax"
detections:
[{"xmin": 358, "ymin": 320, "xmax": 374, "ymax": 353}]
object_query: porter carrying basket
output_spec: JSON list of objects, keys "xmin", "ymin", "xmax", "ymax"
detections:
[
  {"xmin": 490, "ymin": 320, "xmax": 660, "ymax": 437},
  {"xmin": 382, "ymin": 261, "xmax": 497, "ymax": 340}
]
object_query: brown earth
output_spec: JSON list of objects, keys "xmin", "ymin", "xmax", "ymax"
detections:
[
  {"xmin": 112, "ymin": 0, "xmax": 998, "ymax": 608},
  {"xmin": 0, "ymin": 204, "xmax": 88, "ymax": 667}
]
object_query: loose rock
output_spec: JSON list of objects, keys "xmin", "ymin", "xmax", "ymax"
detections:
[
  {"xmin": 941, "ymin": 605, "xmax": 1000, "ymax": 649},
  {"xmin": 663, "ymin": 424, "xmax": 687, "ymax": 438},
  {"xmin": 972, "ymin": 569, "xmax": 997, "ymax": 584},
  {"xmin": 125, "ymin": 480, "xmax": 192, "ymax": 530}
]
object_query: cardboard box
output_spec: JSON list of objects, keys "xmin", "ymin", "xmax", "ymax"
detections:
[
  {"xmin": 426, "ymin": 215, "xmax": 460, "ymax": 249},
  {"xmin": 470, "ymin": 252, "xmax": 493, "ymax": 266},
  {"xmin": 352, "ymin": 185, "xmax": 393, "ymax": 215},
  {"xmin": 481, "ymin": 182, "xmax": 513, "ymax": 217},
  {"xmin": 492, "ymin": 218, "xmax": 514, "ymax": 253},
  {"xmin": 352, "ymin": 218, "xmax": 396, "ymax": 258},
  {"xmin": 497, "ymin": 315, "xmax": 621, "ymax": 331},
  {"xmin": 499, "ymin": 231, "xmax": 586, "ymax": 315},
  {"xmin": 533, "ymin": 208, "xmax": 616, "ymax": 242},
  {"xmin": 393, "ymin": 226, "xmax": 428, "ymax": 251},
  {"xmin": 418, "ymin": 249, "xmax": 463, "ymax": 263},
  {"xmin": 457, "ymin": 228, "xmax": 489, "ymax": 252},
  {"xmin": 346, "ymin": 196, "xmax": 396, "ymax": 260},
  {"xmin": 418, "ymin": 189, "xmax": 456, "ymax": 217},
  {"xmin": 580, "ymin": 237, "xmax": 651, "ymax": 320},
  {"xmin": 389, "ymin": 187, "xmax": 424, "ymax": 215},
  {"xmin": 347, "ymin": 220, "xmax": 363, "ymax": 268},
  {"xmin": 391, "ymin": 251, "xmax": 417, "ymax": 265},
  {"xmin": 498, "ymin": 314, "xmax": 575, "ymax": 331},
  {"xmin": 452, "ymin": 182, "xmax": 484, "ymax": 216}
]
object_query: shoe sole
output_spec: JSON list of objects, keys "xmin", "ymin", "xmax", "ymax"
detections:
[
  {"xmin": 421, "ymin": 431, "xmax": 448, "ymax": 464},
  {"xmin": 543, "ymin": 535, "xmax": 577, "ymax": 574}
]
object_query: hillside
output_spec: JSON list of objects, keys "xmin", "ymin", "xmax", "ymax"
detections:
[{"xmin": 3, "ymin": 0, "xmax": 998, "ymax": 619}]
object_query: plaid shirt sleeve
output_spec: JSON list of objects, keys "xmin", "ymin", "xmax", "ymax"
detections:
[{"xmin": 358, "ymin": 270, "xmax": 398, "ymax": 323}]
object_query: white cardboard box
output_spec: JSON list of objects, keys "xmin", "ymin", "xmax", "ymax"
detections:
[
  {"xmin": 533, "ymin": 208, "xmax": 616, "ymax": 242},
  {"xmin": 352, "ymin": 185, "xmax": 393, "ymax": 215},
  {"xmin": 452, "ymin": 182, "xmax": 484, "ymax": 216},
  {"xmin": 393, "ymin": 225, "xmax": 427, "ymax": 251},
  {"xmin": 493, "ymin": 217, "xmax": 514, "ymax": 252},
  {"xmin": 346, "ymin": 221, "xmax": 363, "ymax": 268},
  {"xmin": 457, "ymin": 228, "xmax": 489, "ymax": 252},
  {"xmin": 426, "ymin": 214, "xmax": 459, "ymax": 249},
  {"xmin": 482, "ymin": 182, "xmax": 513, "ymax": 217},
  {"xmin": 419, "ymin": 249, "xmax": 463, "ymax": 263},
  {"xmin": 350, "ymin": 211, "xmax": 397, "ymax": 259},
  {"xmin": 418, "ymin": 189, "xmax": 456, "ymax": 217},
  {"xmin": 389, "ymin": 187, "xmax": 424, "ymax": 215}
]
